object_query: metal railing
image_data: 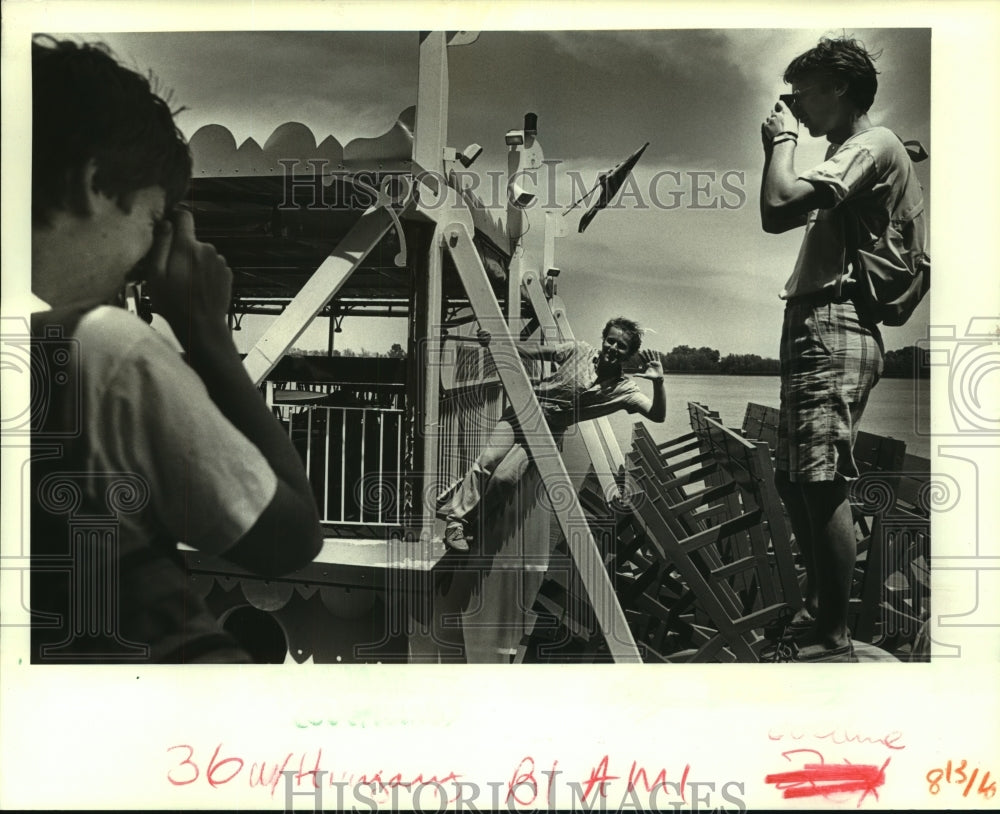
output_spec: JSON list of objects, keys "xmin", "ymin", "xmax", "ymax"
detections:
[
  {"xmin": 278, "ymin": 386, "xmax": 406, "ymax": 527},
  {"xmin": 268, "ymin": 340, "xmax": 519, "ymax": 528}
]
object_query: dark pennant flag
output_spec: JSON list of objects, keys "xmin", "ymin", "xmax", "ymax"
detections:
[{"xmin": 578, "ymin": 142, "xmax": 649, "ymax": 233}]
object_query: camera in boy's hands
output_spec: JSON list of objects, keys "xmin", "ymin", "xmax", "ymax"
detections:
[
  {"xmin": 145, "ymin": 208, "xmax": 233, "ymax": 340},
  {"xmin": 778, "ymin": 93, "xmax": 799, "ymax": 118}
]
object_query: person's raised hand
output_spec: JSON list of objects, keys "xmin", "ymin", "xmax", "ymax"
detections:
[
  {"xmin": 762, "ymin": 99, "xmax": 799, "ymax": 147},
  {"xmin": 146, "ymin": 209, "xmax": 232, "ymax": 345},
  {"xmin": 634, "ymin": 349, "xmax": 664, "ymax": 380}
]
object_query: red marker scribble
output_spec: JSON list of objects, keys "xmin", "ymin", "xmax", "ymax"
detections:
[{"xmin": 764, "ymin": 750, "xmax": 890, "ymax": 807}]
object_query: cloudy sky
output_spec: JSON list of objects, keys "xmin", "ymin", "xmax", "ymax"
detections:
[{"xmin": 62, "ymin": 27, "xmax": 930, "ymax": 356}]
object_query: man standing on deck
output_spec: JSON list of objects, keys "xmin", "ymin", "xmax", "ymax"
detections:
[
  {"xmin": 758, "ymin": 37, "xmax": 927, "ymax": 661},
  {"xmin": 29, "ymin": 37, "xmax": 323, "ymax": 663}
]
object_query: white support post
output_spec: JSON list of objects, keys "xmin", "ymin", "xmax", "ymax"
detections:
[
  {"xmin": 414, "ymin": 31, "xmax": 449, "ymax": 178},
  {"xmin": 420, "ymin": 231, "xmax": 445, "ymax": 540},
  {"xmin": 505, "ymin": 121, "xmax": 546, "ymax": 328},
  {"xmin": 412, "ymin": 31, "xmax": 452, "ymax": 542},
  {"xmin": 542, "ymin": 209, "xmax": 566, "ymax": 278},
  {"xmin": 242, "ymin": 207, "xmax": 395, "ymax": 385},
  {"xmin": 506, "ymin": 143, "xmax": 524, "ymax": 327},
  {"xmin": 445, "ymin": 221, "xmax": 641, "ymax": 663}
]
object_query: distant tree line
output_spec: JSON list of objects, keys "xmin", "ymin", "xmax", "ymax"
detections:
[
  {"xmin": 881, "ymin": 345, "xmax": 931, "ymax": 378},
  {"xmin": 291, "ymin": 342, "xmax": 929, "ymax": 377},
  {"xmin": 623, "ymin": 343, "xmax": 930, "ymax": 378},
  {"xmin": 290, "ymin": 343, "xmax": 406, "ymax": 359},
  {"xmin": 636, "ymin": 344, "xmax": 781, "ymax": 375}
]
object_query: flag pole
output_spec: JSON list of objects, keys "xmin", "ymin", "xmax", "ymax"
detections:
[
  {"xmin": 564, "ymin": 142, "xmax": 650, "ymax": 231},
  {"xmin": 562, "ymin": 177, "xmax": 603, "ymax": 215},
  {"xmin": 561, "ymin": 142, "xmax": 648, "ymax": 216}
]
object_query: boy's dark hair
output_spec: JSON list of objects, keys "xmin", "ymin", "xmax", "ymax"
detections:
[
  {"xmin": 32, "ymin": 36, "xmax": 192, "ymax": 226},
  {"xmin": 783, "ymin": 36, "xmax": 880, "ymax": 114},
  {"xmin": 603, "ymin": 316, "xmax": 643, "ymax": 355}
]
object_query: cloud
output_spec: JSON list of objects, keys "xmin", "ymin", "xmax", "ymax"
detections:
[
  {"xmin": 447, "ymin": 30, "xmax": 765, "ymax": 166},
  {"xmin": 95, "ymin": 31, "xmax": 418, "ymax": 144}
]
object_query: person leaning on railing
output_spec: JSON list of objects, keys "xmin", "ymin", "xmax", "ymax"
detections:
[{"xmin": 436, "ymin": 317, "xmax": 666, "ymax": 551}]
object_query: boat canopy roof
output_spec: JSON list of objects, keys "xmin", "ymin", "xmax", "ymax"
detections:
[{"xmin": 186, "ymin": 109, "xmax": 511, "ymax": 309}]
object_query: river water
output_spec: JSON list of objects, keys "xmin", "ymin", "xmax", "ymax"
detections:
[{"xmin": 562, "ymin": 374, "xmax": 930, "ymax": 477}]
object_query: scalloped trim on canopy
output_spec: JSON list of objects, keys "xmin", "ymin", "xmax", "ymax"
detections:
[
  {"xmin": 189, "ymin": 106, "xmax": 416, "ymax": 177},
  {"xmin": 188, "ymin": 105, "xmax": 513, "ymax": 257}
]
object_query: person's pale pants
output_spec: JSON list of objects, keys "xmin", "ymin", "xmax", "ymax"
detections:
[{"xmin": 437, "ymin": 417, "xmax": 535, "ymax": 523}]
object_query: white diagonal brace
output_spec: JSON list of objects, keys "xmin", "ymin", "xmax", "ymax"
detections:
[
  {"xmin": 522, "ymin": 271, "xmax": 620, "ymax": 502},
  {"xmin": 550, "ymin": 296, "xmax": 625, "ymax": 465},
  {"xmin": 521, "ymin": 269, "xmax": 560, "ymax": 345},
  {"xmin": 445, "ymin": 222, "xmax": 641, "ymax": 663},
  {"xmin": 243, "ymin": 207, "xmax": 395, "ymax": 385},
  {"xmin": 546, "ymin": 289, "xmax": 630, "ymax": 479}
]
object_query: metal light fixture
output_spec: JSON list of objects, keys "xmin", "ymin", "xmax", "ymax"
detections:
[{"xmin": 458, "ymin": 143, "xmax": 483, "ymax": 168}]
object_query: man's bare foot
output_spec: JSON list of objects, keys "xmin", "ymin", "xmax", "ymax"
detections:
[{"xmin": 790, "ymin": 606, "xmax": 817, "ymax": 626}]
